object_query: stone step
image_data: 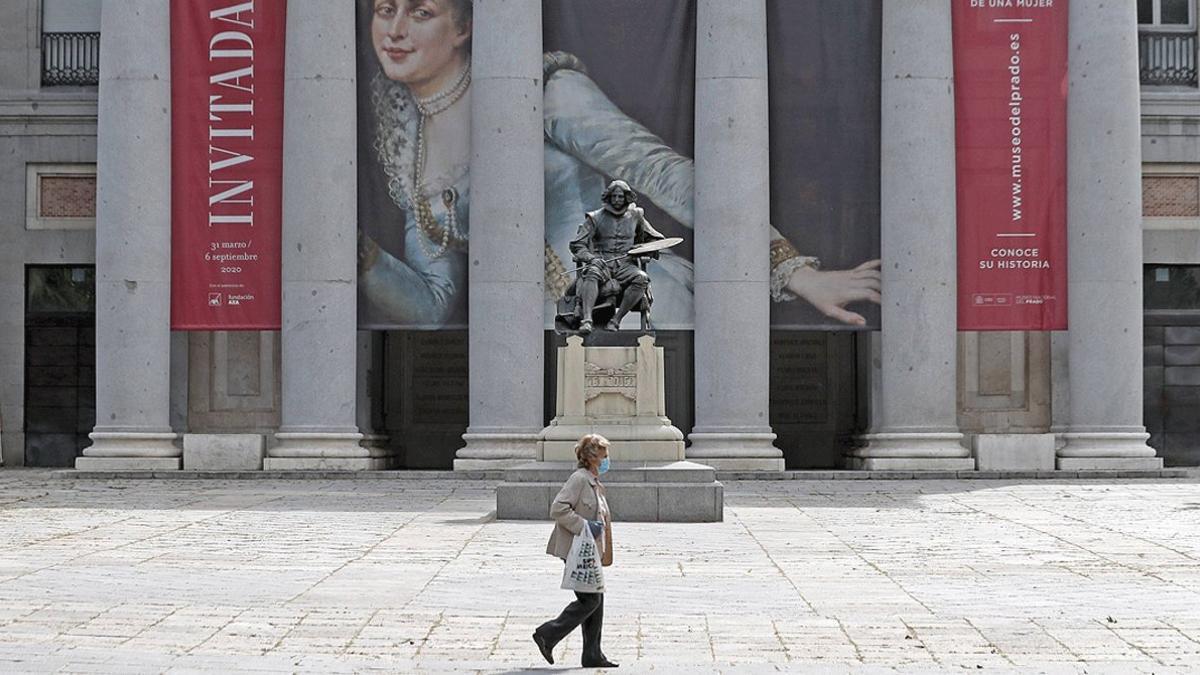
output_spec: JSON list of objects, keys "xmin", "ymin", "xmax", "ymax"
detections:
[
  {"xmin": 51, "ymin": 469, "xmax": 506, "ymax": 481},
  {"xmin": 496, "ymin": 480, "xmax": 723, "ymax": 522},
  {"xmin": 715, "ymin": 469, "xmax": 1192, "ymax": 480},
  {"xmin": 502, "ymin": 460, "xmax": 715, "ymax": 484}
]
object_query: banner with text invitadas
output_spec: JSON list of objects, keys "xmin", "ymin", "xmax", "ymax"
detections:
[
  {"xmin": 953, "ymin": 0, "xmax": 1068, "ymax": 331},
  {"xmin": 171, "ymin": 0, "xmax": 285, "ymax": 330}
]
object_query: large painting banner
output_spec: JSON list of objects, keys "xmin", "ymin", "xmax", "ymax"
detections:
[
  {"xmin": 171, "ymin": 0, "xmax": 285, "ymax": 330},
  {"xmin": 355, "ymin": 0, "xmax": 881, "ymax": 331},
  {"xmin": 953, "ymin": 0, "xmax": 1068, "ymax": 331},
  {"xmin": 541, "ymin": 0, "xmax": 697, "ymax": 330},
  {"xmin": 356, "ymin": 0, "xmax": 477, "ymax": 330},
  {"xmin": 767, "ymin": 0, "xmax": 881, "ymax": 329}
]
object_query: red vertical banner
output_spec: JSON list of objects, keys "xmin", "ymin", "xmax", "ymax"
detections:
[
  {"xmin": 171, "ymin": 0, "xmax": 285, "ymax": 330},
  {"xmin": 953, "ymin": 0, "xmax": 1068, "ymax": 331}
]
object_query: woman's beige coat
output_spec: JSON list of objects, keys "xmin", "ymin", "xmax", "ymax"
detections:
[{"xmin": 546, "ymin": 468, "xmax": 609, "ymax": 560}]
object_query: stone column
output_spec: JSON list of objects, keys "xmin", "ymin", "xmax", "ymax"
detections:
[
  {"xmin": 267, "ymin": 0, "xmax": 375, "ymax": 469},
  {"xmin": 850, "ymin": 0, "xmax": 971, "ymax": 471},
  {"xmin": 454, "ymin": 0, "xmax": 544, "ymax": 470},
  {"xmin": 77, "ymin": 0, "xmax": 179, "ymax": 470},
  {"xmin": 686, "ymin": 0, "xmax": 783, "ymax": 471},
  {"xmin": 1059, "ymin": 0, "xmax": 1161, "ymax": 469}
]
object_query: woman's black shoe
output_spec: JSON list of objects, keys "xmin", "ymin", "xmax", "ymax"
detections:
[
  {"xmin": 581, "ymin": 657, "xmax": 619, "ymax": 668},
  {"xmin": 532, "ymin": 631, "xmax": 554, "ymax": 665}
]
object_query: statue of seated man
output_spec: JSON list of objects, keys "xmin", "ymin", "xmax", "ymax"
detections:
[{"xmin": 555, "ymin": 180, "xmax": 667, "ymax": 334}]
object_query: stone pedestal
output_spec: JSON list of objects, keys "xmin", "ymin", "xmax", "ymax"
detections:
[
  {"xmin": 539, "ymin": 335, "xmax": 685, "ymax": 462},
  {"xmin": 183, "ymin": 434, "xmax": 264, "ymax": 471},
  {"xmin": 500, "ymin": 336, "xmax": 719, "ymax": 522},
  {"xmin": 974, "ymin": 434, "xmax": 1056, "ymax": 472},
  {"xmin": 78, "ymin": 0, "xmax": 179, "ymax": 470},
  {"xmin": 1058, "ymin": 0, "xmax": 1161, "ymax": 471}
]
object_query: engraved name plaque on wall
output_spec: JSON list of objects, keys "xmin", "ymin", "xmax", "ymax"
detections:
[
  {"xmin": 770, "ymin": 333, "xmax": 829, "ymax": 425},
  {"xmin": 405, "ymin": 332, "xmax": 468, "ymax": 426}
]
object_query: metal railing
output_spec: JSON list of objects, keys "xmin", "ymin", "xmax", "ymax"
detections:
[
  {"xmin": 41, "ymin": 32, "xmax": 100, "ymax": 86},
  {"xmin": 1139, "ymin": 30, "xmax": 1199, "ymax": 87}
]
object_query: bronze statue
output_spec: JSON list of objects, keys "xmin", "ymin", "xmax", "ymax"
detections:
[{"xmin": 555, "ymin": 180, "xmax": 680, "ymax": 335}]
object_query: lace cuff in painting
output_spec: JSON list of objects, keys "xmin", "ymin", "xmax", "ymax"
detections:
[{"xmin": 769, "ymin": 238, "xmax": 820, "ymax": 302}]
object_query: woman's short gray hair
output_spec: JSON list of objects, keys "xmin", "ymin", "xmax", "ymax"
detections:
[{"xmin": 574, "ymin": 433, "xmax": 610, "ymax": 469}]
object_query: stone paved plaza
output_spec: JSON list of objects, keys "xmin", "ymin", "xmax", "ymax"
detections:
[{"xmin": 1, "ymin": 472, "xmax": 1200, "ymax": 673}]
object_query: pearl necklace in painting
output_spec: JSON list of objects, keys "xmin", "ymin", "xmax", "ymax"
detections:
[{"xmin": 411, "ymin": 65, "xmax": 471, "ymax": 260}]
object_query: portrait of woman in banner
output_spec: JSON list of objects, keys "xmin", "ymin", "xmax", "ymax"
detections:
[{"xmin": 355, "ymin": 0, "xmax": 881, "ymax": 330}]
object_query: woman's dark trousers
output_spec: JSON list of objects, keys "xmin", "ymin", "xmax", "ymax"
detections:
[{"xmin": 536, "ymin": 592, "xmax": 604, "ymax": 661}]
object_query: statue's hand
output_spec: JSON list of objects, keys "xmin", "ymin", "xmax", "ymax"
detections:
[{"xmin": 785, "ymin": 259, "xmax": 881, "ymax": 326}]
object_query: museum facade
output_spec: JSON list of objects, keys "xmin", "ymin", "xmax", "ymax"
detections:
[{"xmin": 0, "ymin": 0, "xmax": 1197, "ymax": 472}]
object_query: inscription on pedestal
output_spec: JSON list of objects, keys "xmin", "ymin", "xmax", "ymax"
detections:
[{"xmin": 584, "ymin": 362, "xmax": 637, "ymax": 402}]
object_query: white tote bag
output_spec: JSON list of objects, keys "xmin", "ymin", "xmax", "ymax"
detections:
[{"xmin": 561, "ymin": 523, "xmax": 605, "ymax": 593}]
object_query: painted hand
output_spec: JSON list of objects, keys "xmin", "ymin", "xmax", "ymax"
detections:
[
  {"xmin": 785, "ymin": 259, "xmax": 882, "ymax": 326},
  {"xmin": 357, "ymin": 229, "xmax": 380, "ymax": 272}
]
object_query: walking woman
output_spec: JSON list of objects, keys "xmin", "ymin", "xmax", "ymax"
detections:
[{"xmin": 533, "ymin": 433, "xmax": 617, "ymax": 668}]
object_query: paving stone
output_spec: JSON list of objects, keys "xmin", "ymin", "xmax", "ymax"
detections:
[{"xmin": 0, "ymin": 470, "xmax": 1199, "ymax": 671}]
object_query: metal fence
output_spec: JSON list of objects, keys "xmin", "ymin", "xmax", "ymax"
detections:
[
  {"xmin": 41, "ymin": 32, "xmax": 100, "ymax": 86},
  {"xmin": 1139, "ymin": 30, "xmax": 1199, "ymax": 87}
]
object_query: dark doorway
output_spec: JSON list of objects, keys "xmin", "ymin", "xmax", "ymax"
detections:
[
  {"xmin": 1144, "ymin": 265, "xmax": 1200, "ymax": 466},
  {"xmin": 769, "ymin": 331, "xmax": 863, "ymax": 469},
  {"xmin": 24, "ymin": 266, "xmax": 96, "ymax": 467},
  {"xmin": 380, "ymin": 330, "xmax": 469, "ymax": 469}
]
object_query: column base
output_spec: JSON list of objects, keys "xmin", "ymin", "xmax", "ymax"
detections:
[
  {"xmin": 77, "ymin": 431, "xmax": 181, "ymax": 470},
  {"xmin": 686, "ymin": 431, "xmax": 784, "ymax": 471},
  {"xmin": 360, "ymin": 433, "xmax": 390, "ymax": 449},
  {"xmin": 269, "ymin": 431, "xmax": 389, "ymax": 470},
  {"xmin": 1059, "ymin": 431, "xmax": 1161, "ymax": 469},
  {"xmin": 852, "ymin": 432, "xmax": 973, "ymax": 471},
  {"xmin": 454, "ymin": 431, "xmax": 539, "ymax": 471},
  {"xmin": 1060, "ymin": 431, "xmax": 1159, "ymax": 456}
]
